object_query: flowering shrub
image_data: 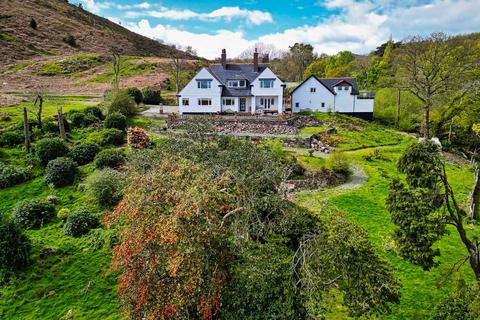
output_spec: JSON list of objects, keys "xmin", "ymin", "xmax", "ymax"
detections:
[{"xmin": 127, "ymin": 127, "xmax": 150, "ymax": 149}]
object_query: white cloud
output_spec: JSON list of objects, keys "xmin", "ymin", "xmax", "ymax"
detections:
[
  {"xmin": 116, "ymin": 2, "xmax": 152, "ymax": 10},
  {"xmin": 126, "ymin": 6, "xmax": 273, "ymax": 25},
  {"xmin": 78, "ymin": 0, "xmax": 112, "ymax": 14},
  {"xmin": 123, "ymin": 0, "xmax": 480, "ymax": 59}
]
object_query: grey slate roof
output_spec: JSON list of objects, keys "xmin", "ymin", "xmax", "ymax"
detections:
[
  {"xmin": 291, "ymin": 75, "xmax": 360, "ymax": 95},
  {"xmin": 207, "ymin": 63, "xmax": 269, "ymax": 97}
]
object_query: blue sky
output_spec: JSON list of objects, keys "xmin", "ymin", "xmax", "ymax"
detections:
[{"xmin": 75, "ymin": 0, "xmax": 480, "ymax": 59}]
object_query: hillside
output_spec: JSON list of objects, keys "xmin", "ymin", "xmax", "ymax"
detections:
[{"xmin": 0, "ymin": 0, "xmax": 194, "ymax": 67}]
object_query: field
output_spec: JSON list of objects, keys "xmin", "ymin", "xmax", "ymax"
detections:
[{"xmin": 0, "ymin": 104, "xmax": 478, "ymax": 319}]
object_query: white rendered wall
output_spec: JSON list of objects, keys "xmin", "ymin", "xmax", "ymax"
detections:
[
  {"xmin": 333, "ymin": 87, "xmax": 355, "ymax": 112},
  {"xmin": 251, "ymin": 67, "xmax": 284, "ymax": 113},
  {"xmin": 178, "ymin": 68, "xmax": 222, "ymax": 114},
  {"xmin": 354, "ymin": 97, "xmax": 374, "ymax": 112},
  {"xmin": 291, "ymin": 77, "xmax": 334, "ymax": 112}
]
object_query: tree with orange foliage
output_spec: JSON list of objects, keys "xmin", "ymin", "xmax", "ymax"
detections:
[{"xmin": 105, "ymin": 157, "xmax": 232, "ymax": 319}]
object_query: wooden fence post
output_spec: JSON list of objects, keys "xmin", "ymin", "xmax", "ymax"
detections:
[
  {"xmin": 23, "ymin": 107, "xmax": 30, "ymax": 153},
  {"xmin": 58, "ymin": 107, "xmax": 67, "ymax": 141}
]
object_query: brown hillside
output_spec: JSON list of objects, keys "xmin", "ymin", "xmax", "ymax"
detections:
[{"xmin": 0, "ymin": 0, "xmax": 194, "ymax": 67}]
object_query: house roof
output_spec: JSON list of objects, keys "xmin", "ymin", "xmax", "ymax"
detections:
[
  {"xmin": 290, "ymin": 75, "xmax": 360, "ymax": 96},
  {"xmin": 207, "ymin": 63, "xmax": 269, "ymax": 97}
]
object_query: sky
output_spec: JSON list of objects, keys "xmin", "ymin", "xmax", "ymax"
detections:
[{"xmin": 74, "ymin": 0, "xmax": 480, "ymax": 59}]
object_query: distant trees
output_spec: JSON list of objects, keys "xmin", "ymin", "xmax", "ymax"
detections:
[
  {"xmin": 304, "ymin": 51, "xmax": 356, "ymax": 79},
  {"xmin": 387, "ymin": 141, "xmax": 480, "ymax": 282},
  {"xmin": 237, "ymin": 42, "xmax": 284, "ymax": 60}
]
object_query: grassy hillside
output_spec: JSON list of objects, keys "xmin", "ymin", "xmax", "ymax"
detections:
[
  {"xmin": 0, "ymin": 108, "xmax": 477, "ymax": 319},
  {"xmin": 0, "ymin": 0, "xmax": 195, "ymax": 68}
]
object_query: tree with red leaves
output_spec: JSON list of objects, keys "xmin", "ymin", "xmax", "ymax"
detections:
[{"xmin": 105, "ymin": 157, "xmax": 232, "ymax": 319}]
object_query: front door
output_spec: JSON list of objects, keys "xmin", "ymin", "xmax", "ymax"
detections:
[{"xmin": 239, "ymin": 98, "xmax": 246, "ymax": 112}]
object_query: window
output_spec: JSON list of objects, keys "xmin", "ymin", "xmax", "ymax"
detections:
[
  {"xmin": 338, "ymin": 86, "xmax": 343, "ymax": 91},
  {"xmin": 198, "ymin": 98, "xmax": 212, "ymax": 106},
  {"xmin": 182, "ymin": 99, "xmax": 189, "ymax": 106},
  {"xmin": 227, "ymin": 80, "xmax": 246, "ymax": 88},
  {"xmin": 310, "ymin": 88, "xmax": 316, "ymax": 93},
  {"xmin": 197, "ymin": 79, "xmax": 212, "ymax": 89},
  {"xmin": 270, "ymin": 98, "xmax": 274, "ymax": 106},
  {"xmin": 295, "ymin": 102, "xmax": 299, "ymax": 108},
  {"xmin": 260, "ymin": 79, "xmax": 275, "ymax": 88},
  {"xmin": 321, "ymin": 102, "xmax": 325, "ymax": 108},
  {"xmin": 223, "ymin": 98, "xmax": 234, "ymax": 106}
]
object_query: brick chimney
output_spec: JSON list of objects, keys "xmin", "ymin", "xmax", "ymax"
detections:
[
  {"xmin": 221, "ymin": 49, "xmax": 227, "ymax": 69},
  {"xmin": 262, "ymin": 53, "xmax": 270, "ymax": 64},
  {"xmin": 253, "ymin": 48, "xmax": 259, "ymax": 72}
]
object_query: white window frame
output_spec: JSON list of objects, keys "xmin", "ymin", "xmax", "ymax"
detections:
[
  {"xmin": 198, "ymin": 98, "xmax": 212, "ymax": 106},
  {"xmin": 182, "ymin": 98, "xmax": 189, "ymax": 106},
  {"xmin": 259, "ymin": 79, "xmax": 275, "ymax": 88},
  {"xmin": 227, "ymin": 80, "xmax": 246, "ymax": 88},
  {"xmin": 197, "ymin": 79, "xmax": 212, "ymax": 89},
  {"xmin": 223, "ymin": 98, "xmax": 235, "ymax": 106}
]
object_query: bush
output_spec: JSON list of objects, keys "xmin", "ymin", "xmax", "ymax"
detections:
[
  {"xmin": 42, "ymin": 121, "xmax": 59, "ymax": 134},
  {"xmin": 127, "ymin": 127, "xmax": 150, "ymax": 149},
  {"xmin": 85, "ymin": 168, "xmax": 125, "ymax": 207},
  {"xmin": 69, "ymin": 142, "xmax": 100, "ymax": 165},
  {"xmin": 29, "ymin": 18, "xmax": 37, "ymax": 29},
  {"xmin": 87, "ymin": 128, "xmax": 125, "ymax": 146},
  {"xmin": 104, "ymin": 112, "xmax": 127, "ymax": 131},
  {"xmin": 84, "ymin": 106, "xmax": 104, "ymax": 120},
  {"xmin": 12, "ymin": 199, "xmax": 55, "ymax": 229},
  {"xmin": 105, "ymin": 90, "xmax": 136, "ymax": 117},
  {"xmin": 0, "ymin": 131, "xmax": 23, "ymax": 147},
  {"xmin": 46, "ymin": 195, "xmax": 58, "ymax": 205},
  {"xmin": 64, "ymin": 208, "xmax": 100, "ymax": 237},
  {"xmin": 126, "ymin": 87, "xmax": 143, "ymax": 104},
  {"xmin": 63, "ymin": 34, "xmax": 77, "ymax": 47},
  {"xmin": 325, "ymin": 151, "xmax": 351, "ymax": 175},
  {"xmin": 0, "ymin": 216, "xmax": 31, "ymax": 273},
  {"xmin": 0, "ymin": 162, "xmax": 31, "ymax": 189},
  {"xmin": 141, "ymin": 86, "xmax": 161, "ymax": 105},
  {"xmin": 35, "ymin": 137, "xmax": 69, "ymax": 165},
  {"xmin": 94, "ymin": 149, "xmax": 125, "ymax": 169},
  {"xmin": 57, "ymin": 208, "xmax": 70, "ymax": 220},
  {"xmin": 68, "ymin": 111, "xmax": 98, "ymax": 128},
  {"xmin": 44, "ymin": 157, "xmax": 78, "ymax": 187}
]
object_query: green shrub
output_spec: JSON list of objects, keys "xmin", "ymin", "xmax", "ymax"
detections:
[
  {"xmin": 104, "ymin": 112, "xmax": 127, "ymax": 131},
  {"xmin": 94, "ymin": 149, "xmax": 125, "ymax": 169},
  {"xmin": 141, "ymin": 86, "xmax": 161, "ymax": 105},
  {"xmin": 432, "ymin": 282, "xmax": 480, "ymax": 320},
  {"xmin": 0, "ymin": 162, "xmax": 31, "ymax": 189},
  {"xmin": 84, "ymin": 106, "xmax": 104, "ymax": 120},
  {"xmin": 42, "ymin": 121, "xmax": 59, "ymax": 134},
  {"xmin": 35, "ymin": 137, "xmax": 69, "ymax": 165},
  {"xmin": 102, "ymin": 128, "xmax": 125, "ymax": 146},
  {"xmin": 57, "ymin": 208, "xmax": 71, "ymax": 220},
  {"xmin": 12, "ymin": 199, "xmax": 55, "ymax": 229},
  {"xmin": 29, "ymin": 18, "xmax": 37, "ymax": 29},
  {"xmin": 68, "ymin": 111, "xmax": 98, "ymax": 128},
  {"xmin": 126, "ymin": 87, "xmax": 143, "ymax": 104},
  {"xmin": 85, "ymin": 168, "xmax": 125, "ymax": 207},
  {"xmin": 325, "ymin": 151, "xmax": 351, "ymax": 175},
  {"xmin": 64, "ymin": 208, "xmax": 100, "ymax": 237},
  {"xmin": 105, "ymin": 90, "xmax": 136, "ymax": 116},
  {"xmin": 69, "ymin": 142, "xmax": 100, "ymax": 165},
  {"xmin": 0, "ymin": 131, "xmax": 23, "ymax": 147},
  {"xmin": 44, "ymin": 157, "xmax": 78, "ymax": 187},
  {"xmin": 0, "ymin": 216, "xmax": 31, "ymax": 273},
  {"xmin": 62, "ymin": 34, "xmax": 77, "ymax": 47}
]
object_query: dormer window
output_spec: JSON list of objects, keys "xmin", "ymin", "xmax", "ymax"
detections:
[
  {"xmin": 227, "ymin": 80, "xmax": 246, "ymax": 88},
  {"xmin": 260, "ymin": 79, "xmax": 275, "ymax": 88},
  {"xmin": 338, "ymin": 87, "xmax": 343, "ymax": 91},
  {"xmin": 197, "ymin": 79, "xmax": 212, "ymax": 89}
]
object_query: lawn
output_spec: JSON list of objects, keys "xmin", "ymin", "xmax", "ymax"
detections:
[{"xmin": 294, "ymin": 140, "xmax": 477, "ymax": 319}]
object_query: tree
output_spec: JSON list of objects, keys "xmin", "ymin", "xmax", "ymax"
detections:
[
  {"xmin": 237, "ymin": 42, "xmax": 283, "ymax": 60},
  {"xmin": 387, "ymin": 141, "xmax": 480, "ymax": 281},
  {"xmin": 105, "ymin": 157, "xmax": 231, "ymax": 319},
  {"xmin": 397, "ymin": 32, "xmax": 478, "ymax": 138},
  {"xmin": 289, "ymin": 43, "xmax": 315, "ymax": 81}
]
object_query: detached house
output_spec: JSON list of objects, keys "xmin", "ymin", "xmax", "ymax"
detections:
[
  {"xmin": 178, "ymin": 49, "xmax": 285, "ymax": 114},
  {"xmin": 290, "ymin": 75, "xmax": 375, "ymax": 120}
]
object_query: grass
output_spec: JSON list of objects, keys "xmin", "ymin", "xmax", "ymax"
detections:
[
  {"xmin": 39, "ymin": 55, "xmax": 105, "ymax": 76},
  {"xmin": 127, "ymin": 116, "xmax": 166, "ymax": 130},
  {"xmin": 86, "ymin": 58, "xmax": 154, "ymax": 84},
  {"xmin": 294, "ymin": 140, "xmax": 477, "ymax": 319},
  {"xmin": 0, "ymin": 96, "xmax": 98, "ymax": 124},
  {"xmin": 296, "ymin": 154, "xmax": 326, "ymax": 170},
  {"xmin": 0, "ymin": 30, "xmax": 16, "ymax": 42},
  {"xmin": 2, "ymin": 62, "xmax": 32, "ymax": 75}
]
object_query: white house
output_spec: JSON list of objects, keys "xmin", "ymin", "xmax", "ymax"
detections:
[
  {"xmin": 290, "ymin": 75, "xmax": 375, "ymax": 120},
  {"xmin": 178, "ymin": 49, "xmax": 285, "ymax": 114}
]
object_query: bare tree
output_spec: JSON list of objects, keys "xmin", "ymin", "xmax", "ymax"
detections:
[
  {"xmin": 398, "ymin": 32, "xmax": 478, "ymax": 138},
  {"xmin": 110, "ymin": 46, "xmax": 123, "ymax": 90},
  {"xmin": 237, "ymin": 42, "xmax": 284, "ymax": 60},
  {"xmin": 33, "ymin": 94, "xmax": 43, "ymax": 128},
  {"xmin": 170, "ymin": 53, "xmax": 183, "ymax": 104}
]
